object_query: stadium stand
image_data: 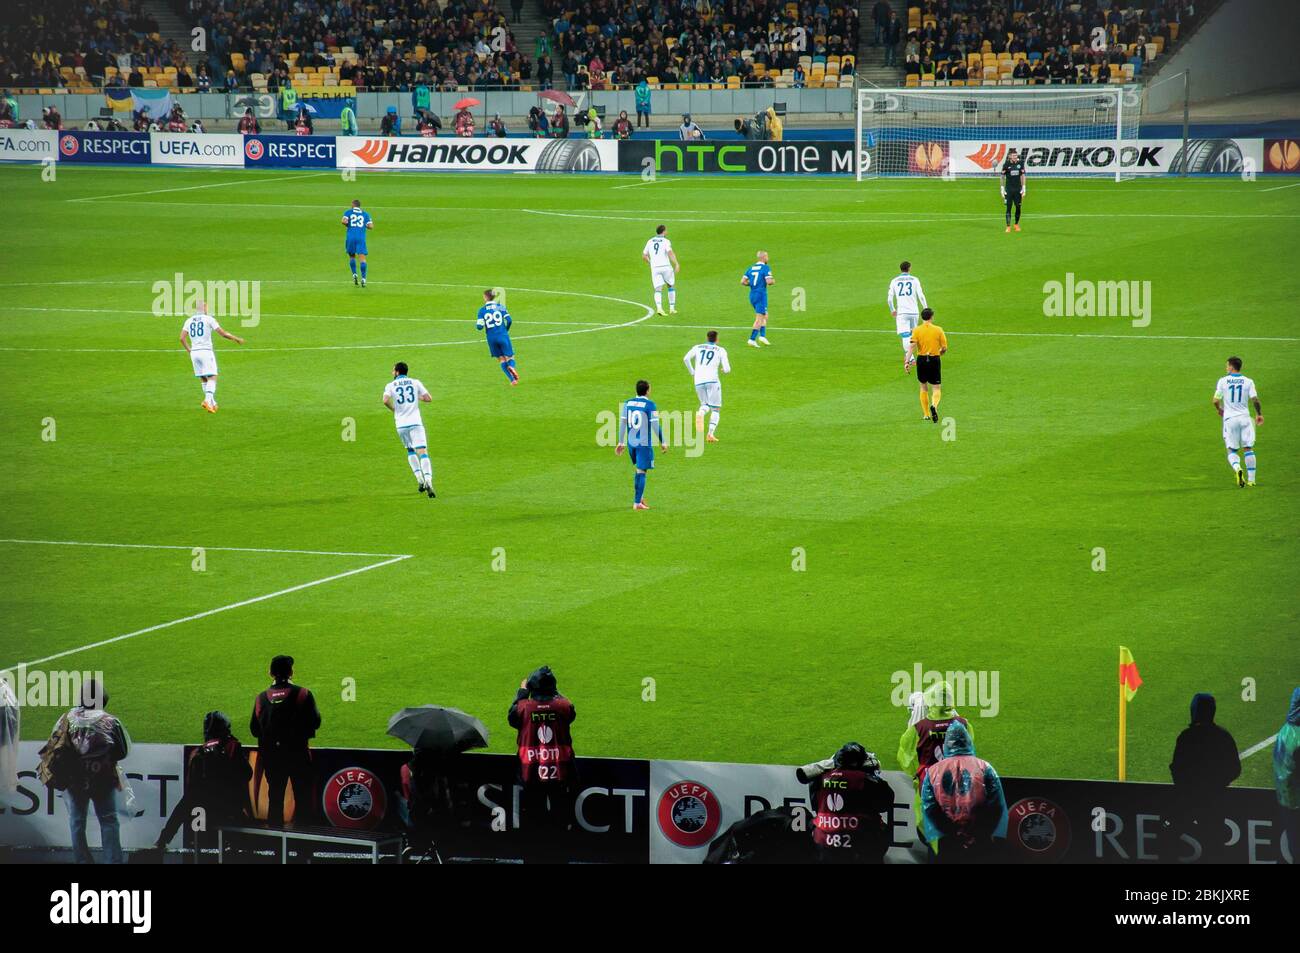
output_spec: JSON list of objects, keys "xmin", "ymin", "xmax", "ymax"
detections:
[
  {"xmin": 894, "ymin": 0, "xmax": 1204, "ymax": 88},
  {"xmin": 0, "ymin": 0, "xmax": 185, "ymax": 92},
  {"xmin": 186, "ymin": 0, "xmax": 530, "ymax": 92},
  {"xmin": 540, "ymin": 0, "xmax": 860, "ymax": 90}
]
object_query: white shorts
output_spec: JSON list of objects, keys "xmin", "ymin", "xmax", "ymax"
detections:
[
  {"xmin": 695, "ymin": 382, "xmax": 721, "ymax": 408},
  {"xmin": 190, "ymin": 350, "xmax": 217, "ymax": 378},
  {"xmin": 398, "ymin": 424, "xmax": 428, "ymax": 451},
  {"xmin": 652, "ymin": 266, "xmax": 675, "ymax": 290},
  {"xmin": 895, "ymin": 314, "xmax": 918, "ymax": 336},
  {"xmin": 1223, "ymin": 416, "xmax": 1255, "ymax": 450}
]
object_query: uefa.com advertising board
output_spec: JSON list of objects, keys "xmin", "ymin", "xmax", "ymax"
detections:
[
  {"xmin": 3, "ymin": 128, "xmax": 1299, "ymax": 176},
  {"xmin": 0, "ymin": 742, "xmax": 1290, "ymax": 863}
]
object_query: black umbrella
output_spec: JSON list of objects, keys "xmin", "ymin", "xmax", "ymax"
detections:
[{"xmin": 387, "ymin": 705, "xmax": 489, "ymax": 752}]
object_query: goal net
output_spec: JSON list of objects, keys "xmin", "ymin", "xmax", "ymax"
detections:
[{"xmin": 855, "ymin": 86, "xmax": 1141, "ymax": 182}]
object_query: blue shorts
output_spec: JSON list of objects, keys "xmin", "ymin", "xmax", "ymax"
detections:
[
  {"xmin": 749, "ymin": 292, "xmax": 768, "ymax": 314},
  {"xmin": 628, "ymin": 444, "xmax": 654, "ymax": 470},
  {"xmin": 487, "ymin": 334, "xmax": 513, "ymax": 358},
  {"xmin": 345, "ymin": 235, "xmax": 367, "ymax": 255}
]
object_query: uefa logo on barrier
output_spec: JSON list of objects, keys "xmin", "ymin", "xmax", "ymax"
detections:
[
  {"xmin": 322, "ymin": 767, "xmax": 389, "ymax": 831},
  {"xmin": 1006, "ymin": 797, "xmax": 1072, "ymax": 862},
  {"xmin": 244, "ymin": 138, "xmax": 264, "ymax": 162},
  {"xmin": 59, "ymin": 134, "xmax": 79, "ymax": 157},
  {"xmin": 656, "ymin": 779, "xmax": 722, "ymax": 848}
]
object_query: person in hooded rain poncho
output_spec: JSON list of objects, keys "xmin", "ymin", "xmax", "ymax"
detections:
[
  {"xmin": 1274, "ymin": 686, "xmax": 1300, "ymax": 863},
  {"xmin": 1166, "ymin": 692, "xmax": 1240, "ymax": 861},
  {"xmin": 920, "ymin": 721, "xmax": 1007, "ymax": 862}
]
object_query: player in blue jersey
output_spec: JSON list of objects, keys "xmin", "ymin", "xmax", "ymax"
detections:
[
  {"xmin": 475, "ymin": 289, "xmax": 519, "ymax": 385},
  {"xmin": 341, "ymin": 199, "xmax": 373, "ymax": 286},
  {"xmin": 615, "ymin": 379, "xmax": 668, "ymax": 510},
  {"xmin": 742, "ymin": 251, "xmax": 775, "ymax": 347}
]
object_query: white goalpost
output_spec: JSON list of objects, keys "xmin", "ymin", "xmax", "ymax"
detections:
[{"xmin": 855, "ymin": 86, "xmax": 1142, "ymax": 182}]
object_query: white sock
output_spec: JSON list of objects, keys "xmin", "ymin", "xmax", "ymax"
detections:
[
  {"xmin": 709, "ymin": 410, "xmax": 719, "ymax": 434},
  {"xmin": 901, "ymin": 337, "xmax": 911, "ymax": 356},
  {"xmin": 420, "ymin": 454, "xmax": 433, "ymax": 486},
  {"xmin": 1243, "ymin": 450, "xmax": 1256, "ymax": 481},
  {"xmin": 203, "ymin": 380, "xmax": 217, "ymax": 403},
  {"xmin": 1227, "ymin": 450, "xmax": 1241, "ymax": 471},
  {"xmin": 408, "ymin": 453, "xmax": 423, "ymax": 482},
  {"xmin": 654, "ymin": 291, "xmax": 663, "ymax": 309},
  {"xmin": 668, "ymin": 287, "xmax": 676, "ymax": 307}
]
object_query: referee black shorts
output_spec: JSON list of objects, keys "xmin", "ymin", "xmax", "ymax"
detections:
[{"xmin": 916, "ymin": 354, "xmax": 941, "ymax": 385}]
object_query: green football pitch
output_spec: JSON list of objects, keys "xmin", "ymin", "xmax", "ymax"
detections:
[{"xmin": 0, "ymin": 164, "xmax": 1296, "ymax": 788}]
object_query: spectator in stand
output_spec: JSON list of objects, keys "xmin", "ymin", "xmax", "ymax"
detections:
[
  {"xmin": 197, "ymin": 65, "xmax": 211, "ymax": 92},
  {"xmin": 1097, "ymin": 60, "xmax": 1111, "ymax": 83},
  {"xmin": 1165, "ymin": 692, "xmax": 1241, "ymax": 862},
  {"xmin": 1275, "ymin": 687, "xmax": 1300, "ymax": 864},
  {"xmin": 508, "ymin": 666, "xmax": 577, "ymax": 863},
  {"xmin": 249, "ymin": 655, "xmax": 321, "ymax": 828},
  {"xmin": 537, "ymin": 53, "xmax": 554, "ymax": 90},
  {"xmin": 154, "ymin": 711, "xmax": 253, "ymax": 852},
  {"xmin": 798, "ymin": 742, "xmax": 893, "ymax": 864},
  {"xmin": 872, "ymin": 0, "xmax": 891, "ymax": 46},
  {"xmin": 883, "ymin": 10, "xmax": 901, "ymax": 67},
  {"xmin": 44, "ymin": 680, "xmax": 129, "ymax": 865},
  {"xmin": 1012, "ymin": 58, "xmax": 1030, "ymax": 80},
  {"xmin": 510, "ymin": 0, "xmax": 523, "ymax": 24},
  {"xmin": 920, "ymin": 722, "xmax": 1008, "ymax": 864},
  {"xmin": 904, "ymin": 54, "xmax": 921, "ymax": 79},
  {"xmin": 792, "ymin": 63, "xmax": 805, "ymax": 88},
  {"xmin": 238, "ymin": 107, "xmax": 260, "ymax": 134}
]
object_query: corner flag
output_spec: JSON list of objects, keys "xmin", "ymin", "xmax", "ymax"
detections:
[{"xmin": 1118, "ymin": 646, "xmax": 1142, "ymax": 780}]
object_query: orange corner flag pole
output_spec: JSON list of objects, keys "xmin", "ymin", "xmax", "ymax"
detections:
[{"xmin": 1117, "ymin": 646, "xmax": 1143, "ymax": 781}]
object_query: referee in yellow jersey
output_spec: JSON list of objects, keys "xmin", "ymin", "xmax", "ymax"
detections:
[{"xmin": 909, "ymin": 308, "xmax": 947, "ymax": 423}]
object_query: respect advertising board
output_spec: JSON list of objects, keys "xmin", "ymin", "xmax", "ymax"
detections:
[
  {"xmin": 57, "ymin": 130, "xmax": 151, "ymax": 164},
  {"xmin": 242, "ymin": 133, "xmax": 337, "ymax": 168}
]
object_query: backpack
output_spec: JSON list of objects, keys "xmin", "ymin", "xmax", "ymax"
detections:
[{"xmin": 37, "ymin": 716, "xmax": 81, "ymax": 791}]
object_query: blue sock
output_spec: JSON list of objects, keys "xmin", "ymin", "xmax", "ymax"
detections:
[
  {"xmin": 749, "ymin": 329, "xmax": 759, "ymax": 341},
  {"xmin": 634, "ymin": 472, "xmax": 646, "ymax": 504},
  {"xmin": 759, "ymin": 326, "xmax": 767, "ymax": 337},
  {"xmin": 501, "ymin": 361, "xmax": 514, "ymax": 379},
  {"xmin": 360, "ymin": 261, "xmax": 367, "ymax": 279},
  {"xmin": 349, "ymin": 258, "xmax": 357, "ymax": 275}
]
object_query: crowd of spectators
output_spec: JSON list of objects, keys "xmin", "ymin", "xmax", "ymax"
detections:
[
  {"xmin": 541, "ymin": 0, "xmax": 859, "ymax": 90},
  {"xmin": 0, "ymin": 0, "xmax": 189, "ymax": 89},
  {"xmin": 880, "ymin": 0, "xmax": 1200, "ymax": 85},
  {"xmin": 187, "ymin": 0, "xmax": 531, "ymax": 92}
]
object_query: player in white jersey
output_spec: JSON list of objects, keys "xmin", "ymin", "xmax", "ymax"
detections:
[
  {"xmin": 1213, "ymin": 356, "xmax": 1263, "ymax": 488},
  {"xmin": 179, "ymin": 300, "xmax": 245, "ymax": 413},
  {"xmin": 683, "ymin": 330, "xmax": 730, "ymax": 442},
  {"xmin": 383, "ymin": 361, "xmax": 435, "ymax": 498},
  {"xmin": 642, "ymin": 223, "xmax": 680, "ymax": 316},
  {"xmin": 887, "ymin": 260, "xmax": 928, "ymax": 372}
]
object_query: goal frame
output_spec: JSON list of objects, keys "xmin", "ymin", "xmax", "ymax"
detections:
[{"xmin": 855, "ymin": 85, "xmax": 1139, "ymax": 183}]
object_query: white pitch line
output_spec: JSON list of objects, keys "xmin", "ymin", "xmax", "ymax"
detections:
[
  {"xmin": 1239, "ymin": 734, "xmax": 1278, "ymax": 759},
  {"xmin": 1, "ymin": 305, "xmax": 617, "ymax": 328},
  {"xmin": 67, "ymin": 170, "xmax": 330, "ymax": 203},
  {"xmin": 1260, "ymin": 181, "xmax": 1300, "ymax": 193},
  {"xmin": 636, "ymin": 322, "xmax": 1300, "ymax": 343},
  {"xmin": 0, "ymin": 553, "xmax": 412, "ymax": 672},
  {"xmin": 0, "ymin": 538, "xmax": 407, "ymax": 558}
]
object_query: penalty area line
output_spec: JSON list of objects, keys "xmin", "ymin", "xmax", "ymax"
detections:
[
  {"xmin": 1239, "ymin": 734, "xmax": 1277, "ymax": 760},
  {"xmin": 0, "ymin": 552, "xmax": 412, "ymax": 671}
]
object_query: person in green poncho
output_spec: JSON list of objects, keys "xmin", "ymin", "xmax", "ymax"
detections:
[
  {"xmin": 897, "ymin": 680, "xmax": 973, "ymax": 839},
  {"xmin": 339, "ymin": 97, "xmax": 358, "ymax": 136},
  {"xmin": 279, "ymin": 81, "xmax": 297, "ymax": 130},
  {"xmin": 411, "ymin": 81, "xmax": 430, "ymax": 121},
  {"xmin": 585, "ymin": 106, "xmax": 601, "ymax": 139}
]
